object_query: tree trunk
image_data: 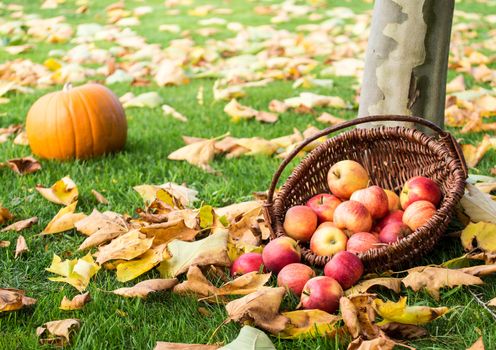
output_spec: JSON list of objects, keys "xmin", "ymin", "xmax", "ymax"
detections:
[{"xmin": 358, "ymin": 0, "xmax": 454, "ymax": 131}]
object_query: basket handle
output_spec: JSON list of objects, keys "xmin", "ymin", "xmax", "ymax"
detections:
[{"xmin": 264, "ymin": 115, "xmax": 468, "ymax": 210}]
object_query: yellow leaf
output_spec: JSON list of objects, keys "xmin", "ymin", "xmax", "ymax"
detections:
[
  {"xmin": 59, "ymin": 292, "xmax": 90, "ymax": 311},
  {"xmin": 36, "ymin": 176, "xmax": 78, "ymax": 206},
  {"xmin": 317, "ymin": 112, "xmax": 346, "ymax": 125},
  {"xmin": 199, "ymin": 205, "xmax": 215, "ymax": 229},
  {"xmin": 460, "ymin": 184, "xmax": 496, "ymax": 224},
  {"xmin": 0, "ymin": 205, "xmax": 13, "ymax": 225},
  {"xmin": 140, "ymin": 219, "xmax": 199, "ymax": 246},
  {"xmin": 276, "ymin": 309, "xmax": 341, "ymax": 339},
  {"xmin": 0, "ymin": 288, "xmax": 36, "ymax": 312},
  {"xmin": 157, "ymin": 230, "xmax": 230, "ymax": 277},
  {"xmin": 462, "ymin": 135, "xmax": 493, "ymax": 168},
  {"xmin": 461, "ymin": 222, "xmax": 496, "ymax": 255},
  {"xmin": 116, "ymin": 244, "xmax": 168, "ymax": 282},
  {"xmin": 94, "ymin": 230, "xmax": 154, "ymax": 265},
  {"xmin": 233, "ymin": 137, "xmax": 278, "ymax": 156},
  {"xmin": 44, "ymin": 58, "xmax": 62, "ymax": 71},
  {"xmin": 168, "ymin": 138, "xmax": 217, "ymax": 173},
  {"xmin": 373, "ymin": 297, "xmax": 449, "ymax": 326},
  {"xmin": 113, "ymin": 278, "xmax": 178, "ymax": 298},
  {"xmin": 47, "ymin": 253, "xmax": 100, "ymax": 292},
  {"xmin": 40, "ymin": 202, "xmax": 87, "ymax": 235}
]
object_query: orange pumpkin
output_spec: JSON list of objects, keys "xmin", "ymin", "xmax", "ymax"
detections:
[{"xmin": 26, "ymin": 83, "xmax": 127, "ymax": 160}]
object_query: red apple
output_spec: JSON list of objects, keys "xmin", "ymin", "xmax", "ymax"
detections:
[
  {"xmin": 402, "ymin": 200, "xmax": 437, "ymax": 231},
  {"xmin": 300, "ymin": 276, "xmax": 343, "ymax": 313},
  {"xmin": 400, "ymin": 176, "xmax": 442, "ymax": 209},
  {"xmin": 262, "ymin": 236, "xmax": 301, "ymax": 273},
  {"xmin": 327, "ymin": 160, "xmax": 369, "ymax": 200},
  {"xmin": 376, "ymin": 210, "xmax": 404, "ymax": 231},
  {"xmin": 333, "ymin": 201, "xmax": 372, "ymax": 233},
  {"xmin": 346, "ymin": 232, "xmax": 380, "ymax": 254},
  {"xmin": 350, "ymin": 186, "xmax": 389, "ymax": 219},
  {"xmin": 324, "ymin": 251, "xmax": 364, "ymax": 290},
  {"xmin": 379, "ymin": 222, "xmax": 412, "ymax": 244},
  {"xmin": 309, "ymin": 222, "xmax": 348, "ymax": 256},
  {"xmin": 384, "ymin": 190, "xmax": 401, "ymax": 211},
  {"xmin": 306, "ymin": 193, "xmax": 342, "ymax": 223},
  {"xmin": 277, "ymin": 263, "xmax": 316, "ymax": 295},
  {"xmin": 230, "ymin": 252, "xmax": 264, "ymax": 276},
  {"xmin": 283, "ymin": 205, "xmax": 318, "ymax": 242}
]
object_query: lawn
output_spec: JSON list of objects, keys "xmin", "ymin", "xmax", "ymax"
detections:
[{"xmin": 1, "ymin": 0, "xmax": 496, "ymax": 349}]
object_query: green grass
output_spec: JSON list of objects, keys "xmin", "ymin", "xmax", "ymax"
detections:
[{"xmin": 1, "ymin": 0, "xmax": 496, "ymax": 349}]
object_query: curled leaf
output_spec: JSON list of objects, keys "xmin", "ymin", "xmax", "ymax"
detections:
[
  {"xmin": 4, "ymin": 156, "xmax": 41, "ymax": 175},
  {"xmin": 15, "ymin": 235, "xmax": 28, "ymax": 258},
  {"xmin": 0, "ymin": 288, "xmax": 36, "ymax": 312},
  {"xmin": 373, "ymin": 297, "xmax": 449, "ymax": 325},
  {"xmin": 460, "ymin": 222, "xmax": 496, "ymax": 262},
  {"xmin": 95, "ymin": 230, "xmax": 154, "ymax": 265},
  {"xmin": 116, "ymin": 244, "xmax": 168, "ymax": 282},
  {"xmin": 113, "ymin": 278, "xmax": 178, "ymax": 298},
  {"xmin": 46, "ymin": 253, "xmax": 100, "ymax": 292},
  {"xmin": 276, "ymin": 309, "xmax": 341, "ymax": 339},
  {"xmin": 168, "ymin": 137, "xmax": 217, "ymax": 173},
  {"xmin": 36, "ymin": 176, "xmax": 78, "ymax": 205},
  {"xmin": 60, "ymin": 293, "xmax": 91, "ymax": 310},
  {"xmin": 1, "ymin": 217, "xmax": 38, "ymax": 232},
  {"xmin": 346, "ymin": 278, "xmax": 402, "ymax": 296},
  {"xmin": 460, "ymin": 184, "xmax": 496, "ymax": 224},
  {"xmin": 0, "ymin": 205, "xmax": 13, "ymax": 225},
  {"xmin": 41, "ymin": 202, "xmax": 86, "ymax": 235},
  {"xmin": 76, "ymin": 210, "xmax": 129, "ymax": 250},
  {"xmin": 91, "ymin": 190, "xmax": 109, "ymax": 204},
  {"xmin": 36, "ymin": 319, "xmax": 80, "ymax": 346}
]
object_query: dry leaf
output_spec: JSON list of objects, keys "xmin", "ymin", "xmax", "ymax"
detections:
[
  {"xmin": 15, "ymin": 235, "xmax": 28, "ymax": 258},
  {"xmin": 459, "ymin": 264, "xmax": 496, "ymax": 276},
  {"xmin": 232, "ymin": 138, "xmax": 278, "ymax": 156},
  {"xmin": 4, "ymin": 156, "xmax": 41, "ymax": 175},
  {"xmin": 276, "ymin": 309, "xmax": 341, "ymax": 339},
  {"xmin": 460, "ymin": 222, "xmax": 496, "ymax": 262},
  {"xmin": 116, "ymin": 244, "xmax": 168, "ymax": 282},
  {"xmin": 317, "ymin": 112, "xmax": 346, "ymax": 125},
  {"xmin": 225, "ymin": 287, "xmax": 288, "ymax": 334},
  {"xmin": 95, "ymin": 230, "xmax": 154, "ymax": 265},
  {"xmin": 0, "ymin": 205, "xmax": 13, "ymax": 225},
  {"xmin": 446, "ymin": 75, "xmax": 466, "ymax": 93},
  {"xmin": 36, "ymin": 319, "xmax": 80, "ymax": 346},
  {"xmin": 41, "ymin": 202, "xmax": 87, "ymax": 235},
  {"xmin": 154, "ymin": 343, "xmax": 219, "ymax": 350},
  {"xmin": 460, "ymin": 184, "xmax": 496, "ymax": 223},
  {"xmin": 0, "ymin": 241, "xmax": 10, "ymax": 248},
  {"xmin": 1, "ymin": 217, "xmax": 38, "ymax": 232},
  {"xmin": 347, "ymin": 335, "xmax": 403, "ymax": 350},
  {"xmin": 0, "ymin": 288, "xmax": 36, "ymax": 312},
  {"xmin": 462, "ymin": 135, "xmax": 493, "ymax": 168},
  {"xmin": 121, "ymin": 92, "xmax": 164, "ymax": 108},
  {"xmin": 284, "ymin": 92, "xmax": 348, "ymax": 109},
  {"xmin": 13, "ymin": 131, "xmax": 29, "ymax": 145},
  {"xmin": 60, "ymin": 292, "xmax": 91, "ymax": 311},
  {"xmin": 157, "ymin": 230, "xmax": 230, "ymax": 277},
  {"xmin": 36, "ymin": 176, "xmax": 78, "ymax": 205},
  {"xmin": 140, "ymin": 220, "xmax": 199, "ymax": 246},
  {"xmin": 345, "ymin": 278, "xmax": 402, "ymax": 296},
  {"xmin": 373, "ymin": 297, "xmax": 448, "ymax": 325},
  {"xmin": 162, "ymin": 105, "xmax": 188, "ymax": 122},
  {"xmin": 379, "ymin": 322, "xmax": 428, "ymax": 340},
  {"xmin": 91, "ymin": 190, "xmax": 109, "ymax": 204},
  {"xmin": 488, "ymin": 298, "xmax": 496, "ymax": 307},
  {"xmin": 155, "ymin": 59, "xmax": 189, "ymax": 86},
  {"xmin": 77, "ymin": 209, "xmax": 129, "ymax": 250},
  {"xmin": 113, "ymin": 278, "xmax": 178, "ymax": 298},
  {"xmin": 134, "ymin": 183, "xmax": 198, "ymax": 208},
  {"xmin": 340, "ymin": 295, "xmax": 380, "ymax": 340},
  {"xmin": 168, "ymin": 137, "xmax": 217, "ymax": 173},
  {"xmin": 173, "ymin": 265, "xmax": 217, "ymax": 298},
  {"xmin": 46, "ymin": 253, "xmax": 100, "ymax": 292},
  {"xmin": 467, "ymin": 337, "xmax": 485, "ymax": 350}
]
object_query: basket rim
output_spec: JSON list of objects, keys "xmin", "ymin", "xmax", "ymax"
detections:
[{"xmin": 265, "ymin": 124, "xmax": 467, "ymax": 271}]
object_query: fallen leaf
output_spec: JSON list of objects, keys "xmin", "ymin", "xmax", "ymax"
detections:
[
  {"xmin": 284, "ymin": 92, "xmax": 348, "ymax": 109},
  {"xmin": 488, "ymin": 298, "xmax": 496, "ymax": 307},
  {"xmin": 95, "ymin": 230, "xmax": 154, "ymax": 265},
  {"xmin": 41, "ymin": 202, "xmax": 87, "ymax": 235},
  {"xmin": 276, "ymin": 309, "xmax": 341, "ymax": 339},
  {"xmin": 0, "ymin": 124, "xmax": 22, "ymax": 144},
  {"xmin": 13, "ymin": 131, "xmax": 29, "ymax": 146},
  {"xmin": 15, "ymin": 235, "xmax": 28, "ymax": 258},
  {"xmin": 121, "ymin": 92, "xmax": 164, "ymax": 108},
  {"xmin": 219, "ymin": 325, "xmax": 275, "ymax": 350},
  {"xmin": 460, "ymin": 222, "xmax": 496, "ymax": 262},
  {"xmin": 155, "ymin": 59, "xmax": 189, "ymax": 86},
  {"xmin": 199, "ymin": 205, "xmax": 215, "ymax": 229},
  {"xmin": 140, "ymin": 219, "xmax": 199, "ymax": 246},
  {"xmin": 91, "ymin": 190, "xmax": 109, "ymax": 204},
  {"xmin": 1, "ymin": 217, "xmax": 38, "ymax": 232},
  {"xmin": 446, "ymin": 75, "xmax": 466, "ymax": 93},
  {"xmin": 76, "ymin": 209, "xmax": 129, "ymax": 250},
  {"xmin": 155, "ymin": 343, "xmax": 219, "ymax": 350},
  {"xmin": 36, "ymin": 319, "xmax": 80, "ymax": 346},
  {"xmin": 0, "ymin": 205, "xmax": 13, "ymax": 225},
  {"xmin": 347, "ymin": 335, "xmax": 403, "ymax": 350},
  {"xmin": 459, "ymin": 264, "xmax": 496, "ymax": 276},
  {"xmin": 0, "ymin": 241, "xmax": 10, "ymax": 248},
  {"xmin": 462, "ymin": 135, "xmax": 493, "ymax": 168},
  {"xmin": 172, "ymin": 265, "xmax": 217, "ymax": 298},
  {"xmin": 3, "ymin": 156, "xmax": 41, "ymax": 175},
  {"xmin": 466, "ymin": 337, "xmax": 485, "ymax": 350},
  {"xmin": 345, "ymin": 278, "xmax": 402, "ymax": 296},
  {"xmin": 460, "ymin": 184, "xmax": 496, "ymax": 223},
  {"xmin": 317, "ymin": 112, "xmax": 346, "ymax": 125},
  {"xmin": 340, "ymin": 295, "xmax": 380, "ymax": 340},
  {"xmin": 46, "ymin": 253, "xmax": 100, "ymax": 292},
  {"xmin": 60, "ymin": 293, "xmax": 91, "ymax": 310},
  {"xmin": 379, "ymin": 322, "xmax": 428, "ymax": 340},
  {"xmin": 0, "ymin": 288, "xmax": 36, "ymax": 312},
  {"xmin": 162, "ymin": 105, "xmax": 188, "ymax": 122},
  {"xmin": 158, "ymin": 230, "xmax": 230, "ymax": 277},
  {"xmin": 232, "ymin": 138, "xmax": 278, "ymax": 156},
  {"xmin": 225, "ymin": 287, "xmax": 288, "ymax": 334},
  {"xmin": 36, "ymin": 176, "xmax": 78, "ymax": 205},
  {"xmin": 113, "ymin": 278, "xmax": 178, "ymax": 298},
  {"xmin": 224, "ymin": 99, "xmax": 277, "ymax": 123},
  {"xmin": 116, "ymin": 244, "xmax": 168, "ymax": 282},
  {"xmin": 134, "ymin": 183, "xmax": 198, "ymax": 208},
  {"xmin": 168, "ymin": 137, "xmax": 217, "ymax": 172},
  {"xmin": 373, "ymin": 297, "xmax": 449, "ymax": 325}
]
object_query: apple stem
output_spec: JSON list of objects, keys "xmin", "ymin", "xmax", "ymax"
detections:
[{"xmin": 319, "ymin": 195, "xmax": 324, "ymax": 205}]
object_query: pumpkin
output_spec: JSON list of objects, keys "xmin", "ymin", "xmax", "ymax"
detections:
[{"xmin": 26, "ymin": 83, "xmax": 127, "ymax": 160}]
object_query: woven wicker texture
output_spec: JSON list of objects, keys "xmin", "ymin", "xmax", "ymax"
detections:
[{"xmin": 264, "ymin": 115, "xmax": 467, "ymax": 272}]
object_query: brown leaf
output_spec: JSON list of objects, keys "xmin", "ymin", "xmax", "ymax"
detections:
[
  {"xmin": 488, "ymin": 298, "xmax": 496, "ymax": 307},
  {"xmin": 346, "ymin": 278, "xmax": 402, "ymax": 296},
  {"xmin": 0, "ymin": 241, "xmax": 10, "ymax": 248},
  {"xmin": 0, "ymin": 205, "xmax": 13, "ymax": 225},
  {"xmin": 446, "ymin": 75, "xmax": 465, "ymax": 93},
  {"xmin": 402, "ymin": 266, "xmax": 483, "ymax": 300},
  {"xmin": 317, "ymin": 112, "xmax": 346, "ymax": 125},
  {"xmin": 462, "ymin": 135, "xmax": 493, "ymax": 168},
  {"xmin": 1, "ymin": 217, "xmax": 38, "ymax": 232},
  {"xmin": 154, "ymin": 343, "xmax": 219, "ymax": 350},
  {"xmin": 91, "ymin": 190, "xmax": 109, "ymax": 204},
  {"xmin": 459, "ymin": 264, "xmax": 496, "ymax": 276},
  {"xmin": 15, "ymin": 235, "xmax": 28, "ymax": 258},
  {"xmin": 60, "ymin": 293, "xmax": 91, "ymax": 311},
  {"xmin": 0, "ymin": 288, "xmax": 36, "ymax": 312},
  {"xmin": 467, "ymin": 337, "xmax": 485, "ymax": 350},
  {"xmin": 4, "ymin": 156, "xmax": 41, "ymax": 175},
  {"xmin": 0, "ymin": 124, "xmax": 22, "ymax": 143},
  {"xmin": 379, "ymin": 322, "xmax": 428, "ymax": 340},
  {"xmin": 340, "ymin": 295, "xmax": 380, "ymax": 340},
  {"xmin": 36, "ymin": 319, "xmax": 80, "ymax": 346},
  {"xmin": 40, "ymin": 202, "xmax": 87, "ymax": 235},
  {"xmin": 225, "ymin": 287, "xmax": 288, "ymax": 334},
  {"xmin": 276, "ymin": 309, "xmax": 341, "ymax": 339},
  {"xmin": 76, "ymin": 210, "xmax": 129, "ymax": 250},
  {"xmin": 94, "ymin": 230, "xmax": 154, "ymax": 265},
  {"xmin": 140, "ymin": 219, "xmax": 199, "ymax": 246},
  {"xmin": 168, "ymin": 137, "xmax": 218, "ymax": 172},
  {"xmin": 113, "ymin": 278, "xmax": 178, "ymax": 298},
  {"xmin": 347, "ymin": 335, "xmax": 407, "ymax": 350}
]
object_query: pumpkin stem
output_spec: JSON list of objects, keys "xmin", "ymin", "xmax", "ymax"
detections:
[{"xmin": 63, "ymin": 83, "xmax": 73, "ymax": 92}]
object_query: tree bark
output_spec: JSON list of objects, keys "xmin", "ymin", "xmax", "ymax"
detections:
[{"xmin": 358, "ymin": 0, "xmax": 454, "ymax": 131}]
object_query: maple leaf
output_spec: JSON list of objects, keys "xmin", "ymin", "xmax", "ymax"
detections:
[{"xmin": 113, "ymin": 278, "xmax": 178, "ymax": 298}]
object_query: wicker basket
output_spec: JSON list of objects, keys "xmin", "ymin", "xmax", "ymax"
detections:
[{"xmin": 264, "ymin": 115, "xmax": 468, "ymax": 272}]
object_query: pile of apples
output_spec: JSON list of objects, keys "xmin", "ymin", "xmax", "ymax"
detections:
[{"xmin": 230, "ymin": 160, "xmax": 442, "ymax": 314}]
